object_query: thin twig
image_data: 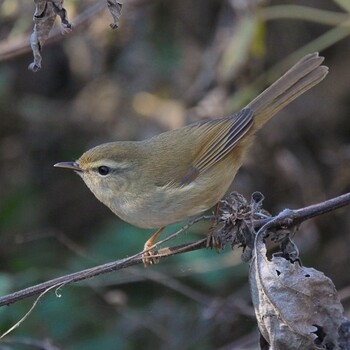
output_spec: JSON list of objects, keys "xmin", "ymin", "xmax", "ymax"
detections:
[
  {"xmin": 0, "ymin": 192, "xmax": 349, "ymax": 308},
  {"xmin": 0, "ymin": 283, "xmax": 65, "ymax": 339},
  {"xmin": 0, "ymin": 336, "xmax": 60, "ymax": 350},
  {"xmin": 252, "ymin": 192, "xmax": 350, "ymax": 229},
  {"xmin": 0, "ymin": 239, "xmax": 207, "ymax": 308}
]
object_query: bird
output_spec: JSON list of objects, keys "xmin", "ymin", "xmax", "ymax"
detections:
[{"xmin": 55, "ymin": 52, "xmax": 328, "ymax": 266}]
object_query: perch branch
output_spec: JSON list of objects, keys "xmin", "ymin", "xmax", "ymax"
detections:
[{"xmin": 0, "ymin": 192, "xmax": 349, "ymax": 308}]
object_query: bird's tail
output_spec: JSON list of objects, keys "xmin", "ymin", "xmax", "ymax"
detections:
[{"xmin": 247, "ymin": 52, "xmax": 328, "ymax": 131}]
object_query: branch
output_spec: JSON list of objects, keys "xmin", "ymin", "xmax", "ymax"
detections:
[
  {"xmin": 252, "ymin": 191, "xmax": 350, "ymax": 229},
  {"xmin": 0, "ymin": 238, "xmax": 208, "ymax": 308},
  {"xmin": 0, "ymin": 192, "xmax": 349, "ymax": 308}
]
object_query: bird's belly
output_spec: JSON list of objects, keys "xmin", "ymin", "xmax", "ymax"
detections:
[
  {"xmin": 113, "ymin": 197, "xmax": 211, "ymax": 229},
  {"xmin": 108, "ymin": 177, "xmax": 233, "ymax": 229}
]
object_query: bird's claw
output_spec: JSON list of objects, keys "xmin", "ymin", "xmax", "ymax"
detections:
[{"xmin": 142, "ymin": 249, "xmax": 160, "ymax": 267}]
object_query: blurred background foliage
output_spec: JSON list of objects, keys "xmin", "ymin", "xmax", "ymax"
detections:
[{"xmin": 0, "ymin": 0, "xmax": 350, "ymax": 349}]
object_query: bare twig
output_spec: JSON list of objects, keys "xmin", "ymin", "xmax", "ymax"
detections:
[
  {"xmin": 0, "ymin": 192, "xmax": 349, "ymax": 308},
  {"xmin": 252, "ymin": 192, "xmax": 350, "ymax": 229},
  {"xmin": 0, "ymin": 283, "xmax": 64, "ymax": 339},
  {"xmin": 0, "ymin": 336, "xmax": 60, "ymax": 350},
  {"xmin": 0, "ymin": 238, "xmax": 207, "ymax": 308}
]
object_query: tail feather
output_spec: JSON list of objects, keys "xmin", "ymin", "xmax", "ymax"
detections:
[{"xmin": 247, "ymin": 52, "xmax": 328, "ymax": 130}]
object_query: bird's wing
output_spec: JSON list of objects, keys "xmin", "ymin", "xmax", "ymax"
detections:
[{"xmin": 178, "ymin": 108, "xmax": 254, "ymax": 186}]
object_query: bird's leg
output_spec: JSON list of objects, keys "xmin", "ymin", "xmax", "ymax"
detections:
[
  {"xmin": 207, "ymin": 203, "xmax": 221, "ymax": 251},
  {"xmin": 142, "ymin": 227, "xmax": 166, "ymax": 267}
]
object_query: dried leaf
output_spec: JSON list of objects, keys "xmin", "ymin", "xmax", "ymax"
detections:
[
  {"xmin": 210, "ymin": 191, "xmax": 269, "ymax": 260},
  {"xmin": 250, "ymin": 237, "xmax": 345, "ymax": 349},
  {"xmin": 29, "ymin": 0, "xmax": 72, "ymax": 72},
  {"xmin": 107, "ymin": 0, "xmax": 123, "ymax": 29}
]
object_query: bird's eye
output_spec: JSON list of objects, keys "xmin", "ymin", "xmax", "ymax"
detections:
[{"xmin": 97, "ymin": 166, "xmax": 110, "ymax": 176}]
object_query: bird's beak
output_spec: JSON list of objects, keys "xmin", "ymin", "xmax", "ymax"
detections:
[{"xmin": 54, "ymin": 161, "xmax": 83, "ymax": 172}]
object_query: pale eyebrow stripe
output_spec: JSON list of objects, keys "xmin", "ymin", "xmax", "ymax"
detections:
[{"xmin": 89, "ymin": 160, "xmax": 132, "ymax": 169}]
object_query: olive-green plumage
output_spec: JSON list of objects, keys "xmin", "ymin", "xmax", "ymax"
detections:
[{"xmin": 55, "ymin": 53, "xmax": 328, "ymax": 230}]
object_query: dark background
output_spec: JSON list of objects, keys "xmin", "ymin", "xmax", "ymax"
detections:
[{"xmin": 0, "ymin": 0, "xmax": 350, "ymax": 349}]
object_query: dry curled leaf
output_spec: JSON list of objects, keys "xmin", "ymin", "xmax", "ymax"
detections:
[
  {"xmin": 209, "ymin": 191, "xmax": 269, "ymax": 261},
  {"xmin": 107, "ymin": 0, "xmax": 123, "ymax": 29},
  {"xmin": 250, "ymin": 236, "xmax": 345, "ymax": 349},
  {"xmin": 28, "ymin": 1, "xmax": 123, "ymax": 71},
  {"xmin": 29, "ymin": 0, "xmax": 71, "ymax": 72}
]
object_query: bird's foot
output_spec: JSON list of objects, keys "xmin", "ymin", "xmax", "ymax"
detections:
[
  {"xmin": 142, "ymin": 246, "xmax": 160, "ymax": 267},
  {"xmin": 142, "ymin": 227, "xmax": 165, "ymax": 267}
]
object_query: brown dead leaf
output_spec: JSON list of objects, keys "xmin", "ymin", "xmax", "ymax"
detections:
[
  {"xmin": 107, "ymin": 0, "xmax": 123, "ymax": 29},
  {"xmin": 250, "ymin": 234, "xmax": 344, "ymax": 349},
  {"xmin": 29, "ymin": 0, "xmax": 71, "ymax": 72}
]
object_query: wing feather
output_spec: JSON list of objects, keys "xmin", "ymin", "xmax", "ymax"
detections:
[{"xmin": 179, "ymin": 108, "xmax": 253, "ymax": 185}]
